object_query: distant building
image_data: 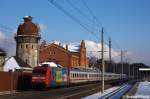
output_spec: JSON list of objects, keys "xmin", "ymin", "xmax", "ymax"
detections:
[
  {"xmin": 15, "ymin": 16, "xmax": 41, "ymax": 68},
  {"xmin": 3, "ymin": 56, "xmax": 32, "ymax": 72},
  {"xmin": 0, "ymin": 48, "xmax": 6, "ymax": 71},
  {"xmin": 39, "ymin": 40, "xmax": 89, "ymax": 68}
]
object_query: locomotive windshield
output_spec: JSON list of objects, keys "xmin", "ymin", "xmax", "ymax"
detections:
[
  {"xmin": 32, "ymin": 70, "xmax": 46, "ymax": 75},
  {"xmin": 40, "ymin": 64, "xmax": 49, "ymax": 67}
]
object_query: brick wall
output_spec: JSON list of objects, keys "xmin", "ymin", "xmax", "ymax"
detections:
[
  {"xmin": 40, "ymin": 44, "xmax": 71, "ymax": 67},
  {"xmin": 39, "ymin": 43, "xmax": 89, "ymax": 68}
]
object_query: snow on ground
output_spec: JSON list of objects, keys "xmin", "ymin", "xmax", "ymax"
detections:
[
  {"xmin": 135, "ymin": 81, "xmax": 150, "ymax": 96},
  {"xmin": 82, "ymin": 86, "xmax": 119, "ymax": 99}
]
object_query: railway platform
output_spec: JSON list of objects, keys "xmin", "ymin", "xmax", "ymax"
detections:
[{"xmin": 123, "ymin": 81, "xmax": 150, "ymax": 99}]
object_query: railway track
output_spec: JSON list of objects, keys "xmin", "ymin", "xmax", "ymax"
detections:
[
  {"xmin": 0, "ymin": 83, "xmax": 112, "ymax": 99},
  {"xmin": 99, "ymin": 81, "xmax": 135, "ymax": 99}
]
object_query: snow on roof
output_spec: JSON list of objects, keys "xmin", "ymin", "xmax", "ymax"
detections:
[
  {"xmin": 48, "ymin": 41, "xmax": 80, "ymax": 52},
  {"xmin": 67, "ymin": 44, "xmax": 79, "ymax": 52},
  {"xmin": 3, "ymin": 56, "xmax": 32, "ymax": 72},
  {"xmin": 40, "ymin": 62, "xmax": 58, "ymax": 67},
  {"xmin": 139, "ymin": 68, "xmax": 150, "ymax": 71},
  {"xmin": 3, "ymin": 57, "xmax": 20, "ymax": 72}
]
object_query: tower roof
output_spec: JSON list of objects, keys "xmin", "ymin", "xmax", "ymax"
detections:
[
  {"xmin": 17, "ymin": 16, "xmax": 39, "ymax": 36},
  {"xmin": 80, "ymin": 40, "xmax": 85, "ymax": 48}
]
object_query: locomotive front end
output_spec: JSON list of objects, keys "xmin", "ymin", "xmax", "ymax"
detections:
[{"xmin": 32, "ymin": 67, "xmax": 48, "ymax": 89}]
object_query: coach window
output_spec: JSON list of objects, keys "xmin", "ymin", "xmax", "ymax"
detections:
[{"xmin": 71, "ymin": 74, "xmax": 72, "ymax": 78}]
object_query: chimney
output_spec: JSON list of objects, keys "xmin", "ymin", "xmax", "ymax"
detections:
[
  {"xmin": 59, "ymin": 43, "xmax": 61, "ymax": 46},
  {"xmin": 66, "ymin": 44, "xmax": 68, "ymax": 50}
]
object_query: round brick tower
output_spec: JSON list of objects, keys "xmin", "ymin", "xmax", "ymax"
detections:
[{"xmin": 15, "ymin": 16, "xmax": 41, "ymax": 68}]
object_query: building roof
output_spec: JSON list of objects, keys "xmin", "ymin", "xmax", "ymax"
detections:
[
  {"xmin": 0, "ymin": 48, "xmax": 4, "ymax": 52},
  {"xmin": 17, "ymin": 16, "xmax": 39, "ymax": 36},
  {"xmin": 40, "ymin": 43, "xmax": 80, "ymax": 57},
  {"xmin": 13, "ymin": 56, "xmax": 32, "ymax": 68},
  {"xmin": 39, "ymin": 62, "xmax": 58, "ymax": 67},
  {"xmin": 0, "ymin": 48, "xmax": 6, "ymax": 56},
  {"xmin": 41, "ymin": 43, "xmax": 71, "ymax": 54},
  {"xmin": 3, "ymin": 56, "xmax": 32, "ymax": 72},
  {"xmin": 139, "ymin": 68, "xmax": 150, "ymax": 71}
]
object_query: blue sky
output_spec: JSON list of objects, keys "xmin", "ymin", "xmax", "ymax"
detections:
[{"xmin": 0, "ymin": 0, "xmax": 150, "ymax": 65}]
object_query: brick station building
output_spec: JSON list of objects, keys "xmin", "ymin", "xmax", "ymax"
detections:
[{"xmin": 39, "ymin": 40, "xmax": 89, "ymax": 68}]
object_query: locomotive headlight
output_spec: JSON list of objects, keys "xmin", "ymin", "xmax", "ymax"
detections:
[
  {"xmin": 32, "ymin": 77, "xmax": 38, "ymax": 79},
  {"xmin": 32, "ymin": 76, "xmax": 45, "ymax": 80}
]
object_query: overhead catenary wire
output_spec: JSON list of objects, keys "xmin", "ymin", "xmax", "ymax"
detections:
[
  {"xmin": 81, "ymin": 0, "xmax": 103, "ymax": 28},
  {"xmin": 65, "ymin": 0, "xmax": 100, "ymax": 32},
  {"xmin": 0, "ymin": 24, "xmax": 16, "ymax": 45},
  {"xmin": 81, "ymin": 0, "xmax": 123, "ymax": 50},
  {"xmin": 0, "ymin": 24, "xmax": 14, "ymax": 32},
  {"xmin": 48, "ymin": 0, "xmax": 99, "ymax": 40},
  {"xmin": 48, "ymin": 0, "xmax": 124, "ymax": 61}
]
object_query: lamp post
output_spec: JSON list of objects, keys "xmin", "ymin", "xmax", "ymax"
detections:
[{"xmin": 101, "ymin": 28, "xmax": 105, "ymax": 93}]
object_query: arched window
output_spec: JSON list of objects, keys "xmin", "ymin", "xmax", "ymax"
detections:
[
  {"xmin": 26, "ymin": 45, "xmax": 28, "ymax": 48},
  {"xmin": 32, "ymin": 45, "xmax": 34, "ymax": 49}
]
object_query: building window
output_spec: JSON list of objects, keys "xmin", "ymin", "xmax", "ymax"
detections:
[
  {"xmin": 26, "ymin": 45, "xmax": 28, "ymax": 48},
  {"xmin": 32, "ymin": 45, "xmax": 34, "ymax": 49},
  {"xmin": 49, "ymin": 51, "xmax": 51, "ymax": 55}
]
